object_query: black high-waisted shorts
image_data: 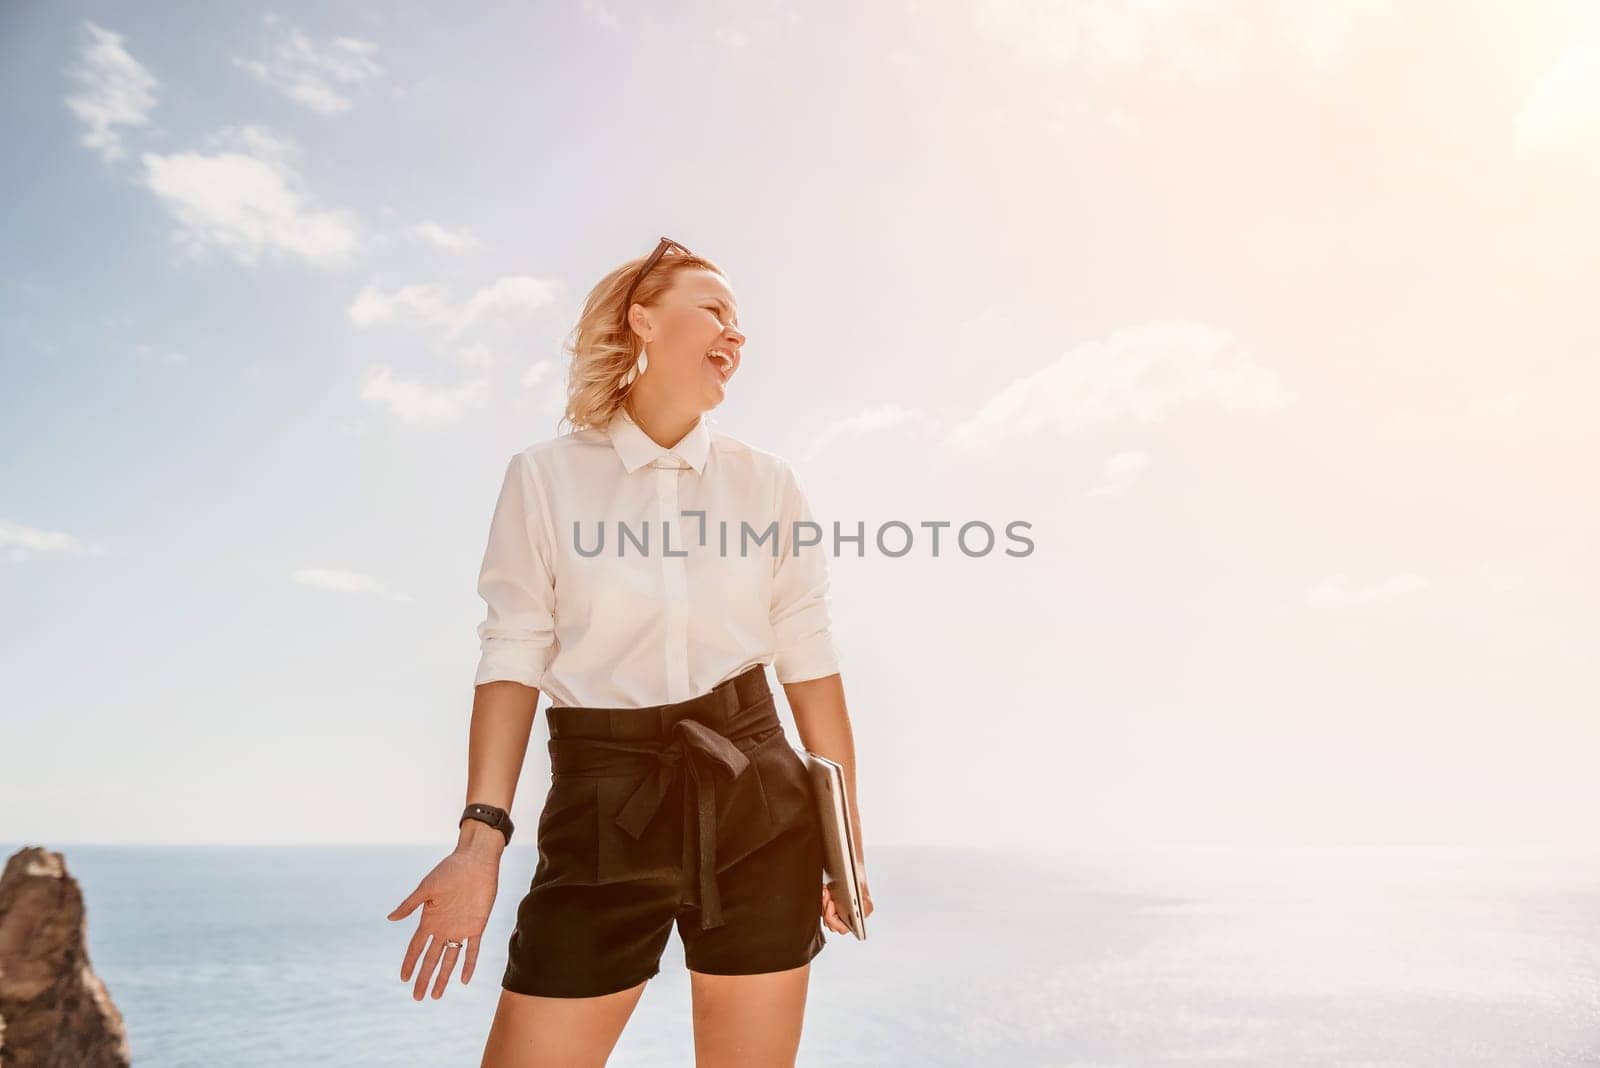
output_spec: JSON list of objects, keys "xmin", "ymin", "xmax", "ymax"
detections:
[{"xmin": 501, "ymin": 663, "xmax": 827, "ymax": 998}]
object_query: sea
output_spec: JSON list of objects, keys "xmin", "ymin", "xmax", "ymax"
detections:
[{"xmin": 6, "ymin": 843, "xmax": 1597, "ymax": 1066}]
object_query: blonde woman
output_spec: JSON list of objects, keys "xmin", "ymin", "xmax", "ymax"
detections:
[{"xmin": 388, "ymin": 237, "xmax": 873, "ymax": 1066}]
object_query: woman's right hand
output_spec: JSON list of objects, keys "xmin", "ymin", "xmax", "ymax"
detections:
[{"xmin": 387, "ymin": 847, "xmax": 501, "ymax": 1000}]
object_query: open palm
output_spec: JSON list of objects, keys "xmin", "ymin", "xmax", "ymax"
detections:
[{"xmin": 388, "ymin": 850, "xmax": 501, "ymax": 1000}]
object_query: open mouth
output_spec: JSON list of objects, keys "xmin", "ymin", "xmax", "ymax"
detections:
[{"xmin": 706, "ymin": 348, "xmax": 734, "ymax": 382}]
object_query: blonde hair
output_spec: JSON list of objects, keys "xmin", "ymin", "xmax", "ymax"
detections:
[{"xmin": 557, "ymin": 245, "xmax": 728, "ymax": 435}]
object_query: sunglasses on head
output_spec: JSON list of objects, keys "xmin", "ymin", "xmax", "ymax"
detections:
[{"xmin": 621, "ymin": 236, "xmax": 694, "ymax": 326}]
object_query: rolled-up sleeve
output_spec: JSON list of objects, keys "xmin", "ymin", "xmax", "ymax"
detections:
[
  {"xmin": 769, "ymin": 459, "xmax": 842, "ymax": 684},
  {"xmin": 473, "ymin": 451, "xmax": 557, "ymax": 689}
]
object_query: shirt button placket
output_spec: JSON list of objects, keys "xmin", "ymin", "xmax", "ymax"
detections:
[{"xmin": 658, "ymin": 462, "xmax": 691, "ymax": 702}]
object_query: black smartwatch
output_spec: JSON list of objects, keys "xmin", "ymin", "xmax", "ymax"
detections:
[{"xmin": 459, "ymin": 803, "xmax": 515, "ymax": 846}]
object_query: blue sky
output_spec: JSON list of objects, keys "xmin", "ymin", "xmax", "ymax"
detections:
[{"xmin": 2, "ymin": 0, "xmax": 1597, "ymax": 848}]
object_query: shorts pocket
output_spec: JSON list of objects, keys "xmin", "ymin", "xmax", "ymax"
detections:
[
  {"xmin": 531, "ymin": 775, "xmax": 598, "ymax": 886},
  {"xmin": 713, "ymin": 729, "xmax": 813, "ymax": 873},
  {"xmin": 762, "ymin": 736, "xmax": 818, "ymax": 837}
]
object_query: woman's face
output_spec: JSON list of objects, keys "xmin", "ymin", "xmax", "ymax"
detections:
[{"xmin": 630, "ymin": 267, "xmax": 745, "ymax": 410}]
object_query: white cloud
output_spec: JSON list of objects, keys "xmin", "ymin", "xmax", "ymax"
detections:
[
  {"xmin": 1306, "ymin": 573, "xmax": 1426, "ymax": 608},
  {"xmin": 945, "ymin": 319, "xmax": 1293, "ymax": 457},
  {"xmin": 800, "ymin": 403, "xmax": 944, "ymax": 461},
  {"xmin": 348, "ymin": 280, "xmax": 452, "ymax": 330},
  {"xmin": 140, "ymin": 124, "xmax": 359, "ymax": 267},
  {"xmin": 348, "ymin": 275, "xmax": 564, "ymax": 339},
  {"xmin": 1087, "ymin": 449, "xmax": 1152, "ymax": 497},
  {"xmin": 360, "ymin": 364, "xmax": 491, "ymax": 426},
  {"xmin": 458, "ymin": 277, "xmax": 564, "ymax": 331},
  {"xmin": 0, "ymin": 521, "xmax": 106, "ymax": 562},
  {"xmin": 63, "ymin": 21, "xmax": 158, "ymax": 163},
  {"xmin": 291, "ymin": 567, "xmax": 410, "ymax": 602},
  {"xmin": 521, "ymin": 359, "xmax": 558, "ymax": 389},
  {"xmin": 409, "ymin": 221, "xmax": 485, "ymax": 254},
  {"xmin": 234, "ymin": 20, "xmax": 384, "ymax": 116},
  {"xmin": 452, "ymin": 343, "xmax": 499, "ymax": 370},
  {"xmin": 516, "ymin": 358, "xmax": 568, "ymax": 416}
]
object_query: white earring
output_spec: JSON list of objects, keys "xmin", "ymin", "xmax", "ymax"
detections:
[{"xmin": 622, "ymin": 347, "xmax": 648, "ymax": 387}]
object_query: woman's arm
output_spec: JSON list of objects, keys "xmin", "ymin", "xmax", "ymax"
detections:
[
  {"xmin": 462, "ymin": 451, "xmax": 559, "ymax": 855},
  {"xmin": 784, "ymin": 672, "xmax": 865, "ymax": 872},
  {"xmin": 768, "ymin": 460, "xmax": 871, "ymax": 928},
  {"xmin": 389, "ymin": 453, "xmax": 556, "ymax": 1000},
  {"xmin": 456, "ymin": 680, "xmax": 542, "ymax": 859},
  {"xmin": 391, "ymin": 678, "xmax": 542, "ymax": 999}
]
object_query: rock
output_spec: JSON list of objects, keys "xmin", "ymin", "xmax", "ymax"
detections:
[{"xmin": 0, "ymin": 846, "xmax": 131, "ymax": 1067}]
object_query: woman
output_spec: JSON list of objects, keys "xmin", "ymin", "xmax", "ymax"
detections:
[{"xmin": 388, "ymin": 236, "xmax": 873, "ymax": 1066}]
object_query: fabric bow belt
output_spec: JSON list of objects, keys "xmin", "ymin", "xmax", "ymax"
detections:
[{"xmin": 612, "ymin": 717, "xmax": 751, "ymax": 929}]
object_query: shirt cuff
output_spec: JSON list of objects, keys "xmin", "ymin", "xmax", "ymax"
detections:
[
  {"xmin": 473, "ymin": 636, "xmax": 554, "ymax": 689},
  {"xmin": 773, "ymin": 630, "xmax": 842, "ymax": 684}
]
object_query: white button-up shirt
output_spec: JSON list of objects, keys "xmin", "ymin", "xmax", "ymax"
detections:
[{"xmin": 473, "ymin": 407, "xmax": 842, "ymax": 708}]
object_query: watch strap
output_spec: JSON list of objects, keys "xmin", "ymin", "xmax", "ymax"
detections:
[{"xmin": 459, "ymin": 802, "xmax": 514, "ymax": 845}]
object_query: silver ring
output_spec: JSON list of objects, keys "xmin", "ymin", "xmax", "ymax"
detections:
[{"xmin": 443, "ymin": 939, "xmax": 464, "ymax": 950}]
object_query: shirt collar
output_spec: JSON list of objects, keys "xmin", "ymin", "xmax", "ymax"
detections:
[{"xmin": 605, "ymin": 407, "xmax": 712, "ymax": 475}]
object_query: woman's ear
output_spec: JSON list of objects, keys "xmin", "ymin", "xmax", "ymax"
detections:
[{"xmin": 627, "ymin": 303, "xmax": 653, "ymax": 343}]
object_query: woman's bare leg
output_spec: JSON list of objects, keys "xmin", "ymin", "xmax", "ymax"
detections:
[
  {"xmin": 480, "ymin": 978, "xmax": 650, "ymax": 1067},
  {"xmin": 688, "ymin": 962, "xmax": 811, "ymax": 1068}
]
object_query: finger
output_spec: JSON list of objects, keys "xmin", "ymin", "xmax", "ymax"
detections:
[
  {"xmin": 821, "ymin": 893, "xmax": 843, "ymax": 933},
  {"xmin": 414, "ymin": 934, "xmax": 446, "ymax": 1001},
  {"xmin": 463, "ymin": 933, "xmax": 481, "ymax": 984},
  {"xmin": 432, "ymin": 939, "xmax": 463, "ymax": 999},
  {"xmin": 821, "ymin": 888, "xmax": 839, "ymax": 925},
  {"xmin": 400, "ymin": 922, "xmax": 431, "ymax": 982},
  {"xmin": 388, "ymin": 885, "xmax": 424, "ymax": 921},
  {"xmin": 828, "ymin": 893, "xmax": 851, "ymax": 933}
]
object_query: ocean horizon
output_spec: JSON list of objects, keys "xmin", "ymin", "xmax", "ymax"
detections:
[{"xmin": 5, "ymin": 842, "xmax": 1596, "ymax": 1066}]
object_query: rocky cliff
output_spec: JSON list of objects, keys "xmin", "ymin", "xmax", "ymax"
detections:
[{"xmin": 0, "ymin": 847, "xmax": 130, "ymax": 1067}]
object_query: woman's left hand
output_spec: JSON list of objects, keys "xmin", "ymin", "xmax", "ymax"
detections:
[{"xmin": 821, "ymin": 873, "xmax": 872, "ymax": 935}]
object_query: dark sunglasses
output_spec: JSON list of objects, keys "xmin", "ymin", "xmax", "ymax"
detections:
[{"xmin": 621, "ymin": 236, "xmax": 694, "ymax": 329}]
